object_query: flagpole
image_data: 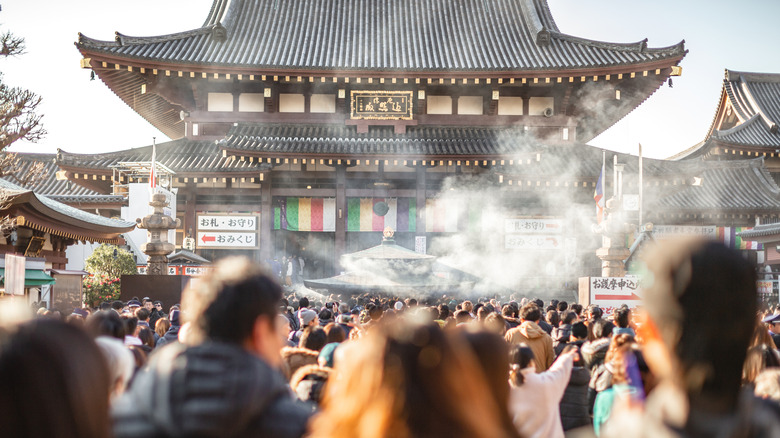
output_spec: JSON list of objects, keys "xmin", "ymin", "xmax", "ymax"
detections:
[
  {"xmin": 612, "ymin": 154, "xmax": 618, "ymax": 198},
  {"xmin": 638, "ymin": 143, "xmax": 643, "ymax": 227},
  {"xmin": 150, "ymin": 137, "xmax": 156, "ymax": 195}
]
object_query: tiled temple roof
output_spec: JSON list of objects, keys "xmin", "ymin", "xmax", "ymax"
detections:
[
  {"xmin": 56, "ymin": 138, "xmax": 269, "ymax": 175},
  {"xmin": 675, "ymin": 70, "xmax": 780, "ymax": 159},
  {"xmin": 11, "ymin": 153, "xmax": 125, "ymax": 205},
  {"xmin": 77, "ymin": 0, "xmax": 685, "ymax": 73}
]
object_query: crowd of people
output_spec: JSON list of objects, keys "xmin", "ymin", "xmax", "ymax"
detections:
[{"xmin": 1, "ymin": 239, "xmax": 780, "ymax": 437}]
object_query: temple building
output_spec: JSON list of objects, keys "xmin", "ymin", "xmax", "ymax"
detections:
[
  {"xmin": 672, "ymin": 69, "xmax": 780, "ymax": 276},
  {"xmin": 31, "ymin": 0, "xmax": 778, "ymax": 291},
  {"xmin": 673, "ymin": 70, "xmax": 780, "ymax": 180}
]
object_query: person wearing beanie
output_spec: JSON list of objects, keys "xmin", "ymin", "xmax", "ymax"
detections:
[
  {"xmin": 155, "ymin": 309, "xmax": 181, "ymax": 348},
  {"xmin": 289, "ymin": 309, "xmax": 318, "ymax": 345}
]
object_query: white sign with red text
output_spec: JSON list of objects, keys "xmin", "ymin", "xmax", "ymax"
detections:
[
  {"xmin": 504, "ymin": 218, "xmax": 563, "ymax": 234},
  {"xmin": 197, "ymin": 215, "xmax": 258, "ymax": 231},
  {"xmin": 505, "ymin": 234, "xmax": 562, "ymax": 250},
  {"xmin": 197, "ymin": 232, "xmax": 257, "ymax": 248},
  {"xmin": 589, "ymin": 276, "xmax": 642, "ymax": 317}
]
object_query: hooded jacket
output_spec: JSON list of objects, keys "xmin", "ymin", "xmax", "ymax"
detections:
[
  {"xmin": 112, "ymin": 342, "xmax": 311, "ymax": 438},
  {"xmin": 505, "ymin": 321, "xmax": 555, "ymax": 372}
]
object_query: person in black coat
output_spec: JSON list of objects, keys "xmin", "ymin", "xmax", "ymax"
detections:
[
  {"xmin": 559, "ymin": 346, "xmax": 591, "ymax": 431},
  {"xmin": 155, "ymin": 309, "xmax": 181, "ymax": 348},
  {"xmin": 112, "ymin": 257, "xmax": 311, "ymax": 438}
]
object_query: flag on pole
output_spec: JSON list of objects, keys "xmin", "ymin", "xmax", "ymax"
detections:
[
  {"xmin": 149, "ymin": 138, "xmax": 157, "ymax": 192},
  {"xmin": 594, "ymin": 153, "xmax": 605, "ymax": 223}
]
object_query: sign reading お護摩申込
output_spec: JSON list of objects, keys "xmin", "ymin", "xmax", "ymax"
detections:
[{"xmin": 579, "ymin": 276, "xmax": 642, "ymax": 317}]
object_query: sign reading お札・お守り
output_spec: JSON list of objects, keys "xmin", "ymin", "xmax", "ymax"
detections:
[{"xmin": 197, "ymin": 215, "xmax": 257, "ymax": 231}]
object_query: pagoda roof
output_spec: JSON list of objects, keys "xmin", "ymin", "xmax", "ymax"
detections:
[
  {"xmin": 344, "ymin": 239, "xmax": 435, "ymax": 261},
  {"xmin": 76, "ymin": 0, "xmax": 685, "ymax": 74},
  {"xmin": 57, "ymin": 138, "xmax": 270, "ymax": 176},
  {"xmin": 675, "ymin": 70, "xmax": 780, "ymax": 160},
  {"xmin": 0, "ymin": 179, "xmax": 135, "ymax": 244}
]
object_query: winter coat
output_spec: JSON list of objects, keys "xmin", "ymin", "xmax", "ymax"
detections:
[
  {"xmin": 581, "ymin": 337, "xmax": 610, "ymax": 371},
  {"xmin": 560, "ymin": 365, "xmax": 591, "ymax": 431},
  {"xmin": 280, "ymin": 347, "xmax": 319, "ymax": 380},
  {"xmin": 509, "ymin": 353, "xmax": 574, "ymax": 438},
  {"xmin": 155, "ymin": 325, "xmax": 180, "ymax": 348},
  {"xmin": 552, "ymin": 324, "xmax": 572, "ymax": 353},
  {"xmin": 588, "ymin": 361, "xmax": 615, "ymax": 414},
  {"xmin": 112, "ymin": 342, "xmax": 311, "ymax": 438},
  {"xmin": 539, "ymin": 319, "xmax": 554, "ymax": 335},
  {"xmin": 505, "ymin": 321, "xmax": 555, "ymax": 372}
]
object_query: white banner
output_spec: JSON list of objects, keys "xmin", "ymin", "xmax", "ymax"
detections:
[
  {"xmin": 415, "ymin": 236, "xmax": 427, "ymax": 254},
  {"xmin": 505, "ymin": 235, "xmax": 562, "ymax": 250},
  {"xmin": 504, "ymin": 218, "xmax": 563, "ymax": 234},
  {"xmin": 183, "ymin": 266, "xmax": 212, "ymax": 276},
  {"xmin": 652, "ymin": 225, "xmax": 716, "ymax": 240},
  {"xmin": 198, "ymin": 215, "xmax": 258, "ymax": 231},
  {"xmin": 197, "ymin": 232, "xmax": 257, "ymax": 248},
  {"xmin": 5, "ymin": 254, "xmax": 25, "ymax": 295}
]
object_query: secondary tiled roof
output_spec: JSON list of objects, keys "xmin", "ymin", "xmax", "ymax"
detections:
[
  {"xmin": 221, "ymin": 124, "xmax": 542, "ymax": 157},
  {"xmin": 0, "ymin": 179, "xmax": 136, "ymax": 231},
  {"xmin": 652, "ymin": 158, "xmax": 780, "ymax": 212},
  {"xmin": 738, "ymin": 222, "xmax": 780, "ymax": 239},
  {"xmin": 57, "ymin": 138, "xmax": 269, "ymax": 175},
  {"xmin": 77, "ymin": 0, "xmax": 685, "ymax": 73},
  {"xmin": 10, "ymin": 153, "xmax": 125, "ymax": 205}
]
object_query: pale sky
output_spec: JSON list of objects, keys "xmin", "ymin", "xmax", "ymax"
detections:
[{"xmin": 3, "ymin": 0, "xmax": 780, "ymax": 159}]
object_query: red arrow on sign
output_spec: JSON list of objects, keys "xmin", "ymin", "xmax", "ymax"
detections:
[
  {"xmin": 594, "ymin": 293, "xmax": 641, "ymax": 301},
  {"xmin": 201, "ymin": 235, "xmax": 216, "ymax": 243}
]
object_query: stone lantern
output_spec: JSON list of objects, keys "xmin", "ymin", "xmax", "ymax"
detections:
[{"xmin": 137, "ymin": 193, "xmax": 180, "ymax": 275}]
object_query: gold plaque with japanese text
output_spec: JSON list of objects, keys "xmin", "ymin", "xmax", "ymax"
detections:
[{"xmin": 350, "ymin": 90, "xmax": 413, "ymax": 120}]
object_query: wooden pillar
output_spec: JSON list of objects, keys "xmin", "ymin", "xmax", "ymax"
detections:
[
  {"xmin": 416, "ymin": 165, "xmax": 427, "ymax": 236},
  {"xmin": 260, "ymin": 173, "xmax": 273, "ymax": 263},
  {"xmin": 335, "ymin": 165, "xmax": 347, "ymax": 269}
]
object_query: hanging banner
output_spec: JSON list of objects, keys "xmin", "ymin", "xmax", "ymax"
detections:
[
  {"xmin": 423, "ymin": 198, "xmax": 484, "ymax": 233},
  {"xmin": 275, "ymin": 197, "xmax": 338, "ymax": 232}
]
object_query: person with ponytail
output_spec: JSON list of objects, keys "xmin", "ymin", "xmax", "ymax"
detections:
[{"xmin": 508, "ymin": 343, "xmax": 576, "ymax": 438}]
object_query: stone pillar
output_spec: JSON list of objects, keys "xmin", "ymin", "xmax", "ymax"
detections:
[
  {"xmin": 416, "ymin": 165, "xmax": 427, "ymax": 235},
  {"xmin": 260, "ymin": 173, "xmax": 273, "ymax": 263},
  {"xmin": 594, "ymin": 198, "xmax": 632, "ymax": 278},
  {"xmin": 335, "ymin": 165, "xmax": 347, "ymax": 269}
]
